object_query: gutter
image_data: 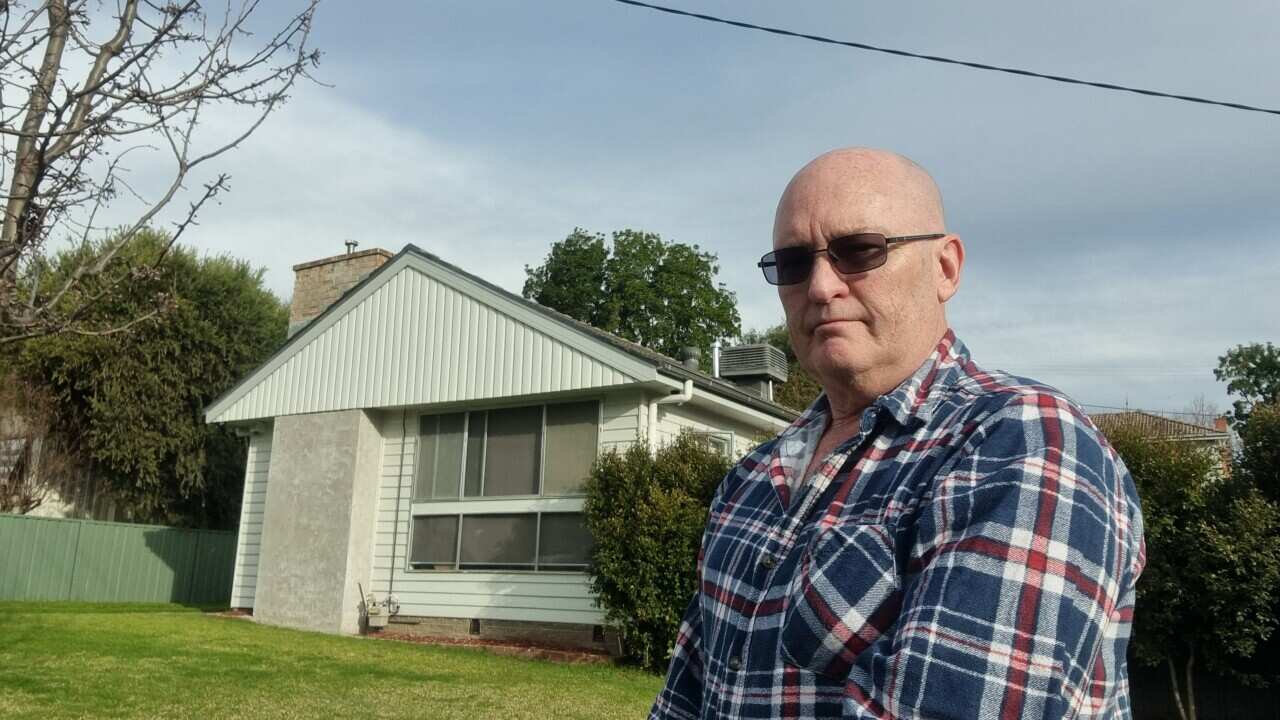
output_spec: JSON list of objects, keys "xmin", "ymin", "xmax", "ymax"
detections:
[{"xmin": 648, "ymin": 379, "xmax": 694, "ymax": 454}]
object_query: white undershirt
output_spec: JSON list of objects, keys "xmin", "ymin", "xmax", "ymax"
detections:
[{"xmin": 777, "ymin": 413, "xmax": 828, "ymax": 492}]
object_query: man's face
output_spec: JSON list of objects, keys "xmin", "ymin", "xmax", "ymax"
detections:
[{"xmin": 772, "ymin": 152, "xmax": 955, "ymax": 392}]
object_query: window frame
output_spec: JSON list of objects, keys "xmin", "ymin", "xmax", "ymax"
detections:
[
  {"xmin": 406, "ymin": 511, "xmax": 592, "ymax": 574},
  {"xmin": 689, "ymin": 429, "xmax": 736, "ymax": 457},
  {"xmin": 413, "ymin": 397, "xmax": 603, "ymax": 503}
]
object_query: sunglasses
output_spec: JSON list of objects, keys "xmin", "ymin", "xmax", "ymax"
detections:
[{"xmin": 757, "ymin": 233, "xmax": 946, "ymax": 286}]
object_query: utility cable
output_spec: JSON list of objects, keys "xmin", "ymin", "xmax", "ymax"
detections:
[{"xmin": 611, "ymin": 0, "xmax": 1280, "ymax": 117}]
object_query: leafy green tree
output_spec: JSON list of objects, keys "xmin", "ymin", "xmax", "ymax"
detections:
[
  {"xmin": 1240, "ymin": 402, "xmax": 1280, "ymax": 505},
  {"xmin": 583, "ymin": 431, "xmax": 730, "ymax": 671},
  {"xmin": 740, "ymin": 324, "xmax": 823, "ymax": 411},
  {"xmin": 1107, "ymin": 424, "xmax": 1280, "ymax": 720},
  {"xmin": 520, "ymin": 229, "xmax": 607, "ymax": 324},
  {"xmin": 13, "ymin": 228, "xmax": 287, "ymax": 528},
  {"xmin": 1215, "ymin": 342, "xmax": 1280, "ymax": 427},
  {"xmin": 523, "ymin": 228, "xmax": 740, "ymax": 365}
]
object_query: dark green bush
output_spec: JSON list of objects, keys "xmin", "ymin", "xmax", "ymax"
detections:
[{"xmin": 583, "ymin": 431, "xmax": 731, "ymax": 671}]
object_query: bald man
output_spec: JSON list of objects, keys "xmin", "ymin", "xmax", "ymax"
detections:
[{"xmin": 650, "ymin": 149, "xmax": 1145, "ymax": 719}]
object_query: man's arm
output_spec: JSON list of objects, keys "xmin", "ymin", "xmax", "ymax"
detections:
[
  {"xmin": 848, "ymin": 393, "xmax": 1143, "ymax": 718},
  {"xmin": 649, "ymin": 593, "xmax": 706, "ymax": 720}
]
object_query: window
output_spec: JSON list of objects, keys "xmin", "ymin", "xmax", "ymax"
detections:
[
  {"xmin": 409, "ymin": 515, "xmax": 459, "ymax": 569},
  {"xmin": 408, "ymin": 512, "xmax": 593, "ymax": 573},
  {"xmin": 692, "ymin": 430, "xmax": 734, "ymax": 458},
  {"xmin": 413, "ymin": 413, "xmax": 464, "ymax": 500},
  {"xmin": 475, "ymin": 406, "xmax": 541, "ymax": 497},
  {"xmin": 459, "ymin": 514, "xmax": 537, "ymax": 570},
  {"xmin": 537, "ymin": 513, "xmax": 592, "ymax": 571},
  {"xmin": 543, "ymin": 401, "xmax": 599, "ymax": 495},
  {"xmin": 415, "ymin": 400, "xmax": 599, "ymax": 500}
]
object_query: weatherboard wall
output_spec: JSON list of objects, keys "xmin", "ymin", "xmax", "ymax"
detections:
[
  {"xmin": 230, "ymin": 430, "xmax": 272, "ymax": 609},
  {"xmin": 366, "ymin": 393, "xmax": 644, "ymax": 625},
  {"xmin": 654, "ymin": 396, "xmax": 769, "ymax": 458}
]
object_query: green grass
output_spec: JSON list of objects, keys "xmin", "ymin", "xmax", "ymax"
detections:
[{"xmin": 0, "ymin": 603, "xmax": 663, "ymax": 719}]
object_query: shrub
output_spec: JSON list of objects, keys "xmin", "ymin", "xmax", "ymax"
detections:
[
  {"xmin": 583, "ymin": 431, "xmax": 731, "ymax": 671},
  {"xmin": 1107, "ymin": 423, "xmax": 1280, "ymax": 717},
  {"xmin": 1240, "ymin": 401, "xmax": 1280, "ymax": 504}
]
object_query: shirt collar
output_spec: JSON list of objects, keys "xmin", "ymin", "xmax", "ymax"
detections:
[
  {"xmin": 785, "ymin": 329, "xmax": 972, "ymax": 436},
  {"xmin": 875, "ymin": 328, "xmax": 971, "ymax": 428}
]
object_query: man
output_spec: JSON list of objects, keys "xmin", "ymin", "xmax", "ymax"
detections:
[{"xmin": 650, "ymin": 148, "xmax": 1144, "ymax": 719}]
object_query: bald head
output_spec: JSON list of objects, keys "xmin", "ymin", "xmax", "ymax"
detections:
[
  {"xmin": 770, "ymin": 147, "xmax": 963, "ymax": 416},
  {"xmin": 773, "ymin": 148, "xmax": 945, "ymax": 248}
]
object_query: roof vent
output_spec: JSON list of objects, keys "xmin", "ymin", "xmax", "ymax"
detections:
[
  {"xmin": 719, "ymin": 344, "xmax": 788, "ymax": 401},
  {"xmin": 680, "ymin": 346, "xmax": 701, "ymax": 371}
]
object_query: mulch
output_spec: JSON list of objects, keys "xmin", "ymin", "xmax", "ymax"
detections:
[{"xmin": 372, "ymin": 631, "xmax": 614, "ymax": 664}]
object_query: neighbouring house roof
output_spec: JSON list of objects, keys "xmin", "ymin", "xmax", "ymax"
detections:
[
  {"xmin": 205, "ymin": 244, "xmax": 797, "ymax": 424},
  {"xmin": 1090, "ymin": 410, "xmax": 1231, "ymax": 444}
]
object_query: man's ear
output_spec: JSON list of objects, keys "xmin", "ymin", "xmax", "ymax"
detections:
[{"xmin": 935, "ymin": 235, "xmax": 964, "ymax": 303}]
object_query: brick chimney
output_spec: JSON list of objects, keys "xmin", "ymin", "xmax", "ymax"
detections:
[
  {"xmin": 289, "ymin": 245, "xmax": 393, "ymax": 337},
  {"xmin": 1214, "ymin": 416, "xmax": 1229, "ymax": 432}
]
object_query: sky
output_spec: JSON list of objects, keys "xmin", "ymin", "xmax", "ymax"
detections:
[{"xmin": 97, "ymin": 0, "xmax": 1280, "ymax": 417}]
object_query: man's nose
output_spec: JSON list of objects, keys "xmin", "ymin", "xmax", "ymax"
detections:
[{"xmin": 807, "ymin": 253, "xmax": 848, "ymax": 303}]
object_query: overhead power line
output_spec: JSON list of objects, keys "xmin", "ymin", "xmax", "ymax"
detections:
[{"xmin": 611, "ymin": 0, "xmax": 1280, "ymax": 118}]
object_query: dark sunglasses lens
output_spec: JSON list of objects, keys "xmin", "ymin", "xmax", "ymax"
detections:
[
  {"xmin": 769, "ymin": 247, "xmax": 813, "ymax": 285},
  {"xmin": 829, "ymin": 234, "xmax": 888, "ymax": 274}
]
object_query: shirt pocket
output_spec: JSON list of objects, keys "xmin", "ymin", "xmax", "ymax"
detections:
[{"xmin": 780, "ymin": 522, "xmax": 902, "ymax": 679}]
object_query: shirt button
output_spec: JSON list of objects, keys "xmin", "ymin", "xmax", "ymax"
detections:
[
  {"xmin": 759, "ymin": 554, "xmax": 777, "ymax": 570},
  {"xmin": 728, "ymin": 656, "xmax": 743, "ymax": 671}
]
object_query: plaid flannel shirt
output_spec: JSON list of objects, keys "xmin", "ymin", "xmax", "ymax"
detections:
[{"xmin": 650, "ymin": 330, "xmax": 1145, "ymax": 720}]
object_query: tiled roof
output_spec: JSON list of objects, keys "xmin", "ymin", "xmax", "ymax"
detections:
[{"xmin": 1090, "ymin": 410, "xmax": 1230, "ymax": 442}]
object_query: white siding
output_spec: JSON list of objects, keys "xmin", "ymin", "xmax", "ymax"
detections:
[
  {"xmin": 209, "ymin": 257, "xmax": 653, "ymax": 423},
  {"xmin": 369, "ymin": 409, "xmax": 606, "ymax": 625},
  {"xmin": 230, "ymin": 430, "xmax": 272, "ymax": 609},
  {"xmin": 655, "ymin": 398, "xmax": 769, "ymax": 458},
  {"xmin": 601, "ymin": 389, "xmax": 645, "ymax": 454}
]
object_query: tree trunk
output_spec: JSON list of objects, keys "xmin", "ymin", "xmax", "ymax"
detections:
[
  {"xmin": 1185, "ymin": 647, "xmax": 1197, "ymax": 720},
  {"xmin": 1167, "ymin": 657, "xmax": 1189, "ymax": 720},
  {"xmin": 2, "ymin": 1, "xmax": 70, "ymax": 260}
]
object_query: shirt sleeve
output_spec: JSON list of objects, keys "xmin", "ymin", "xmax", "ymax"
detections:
[
  {"xmin": 649, "ymin": 592, "xmax": 706, "ymax": 720},
  {"xmin": 846, "ymin": 393, "xmax": 1143, "ymax": 719}
]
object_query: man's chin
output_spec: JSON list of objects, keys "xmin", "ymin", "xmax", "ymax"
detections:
[{"xmin": 805, "ymin": 336, "xmax": 875, "ymax": 381}]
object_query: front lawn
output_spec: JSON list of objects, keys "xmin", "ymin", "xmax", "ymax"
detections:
[{"xmin": 0, "ymin": 603, "xmax": 662, "ymax": 719}]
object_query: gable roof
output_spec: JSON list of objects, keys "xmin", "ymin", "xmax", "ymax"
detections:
[
  {"xmin": 206, "ymin": 245, "xmax": 796, "ymax": 424},
  {"xmin": 1090, "ymin": 410, "xmax": 1230, "ymax": 443}
]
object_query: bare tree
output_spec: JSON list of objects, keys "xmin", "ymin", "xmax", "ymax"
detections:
[
  {"xmin": 0, "ymin": 0, "xmax": 319, "ymax": 344},
  {"xmin": 1182, "ymin": 393, "xmax": 1221, "ymax": 429},
  {"xmin": 0, "ymin": 374, "xmax": 79, "ymax": 513}
]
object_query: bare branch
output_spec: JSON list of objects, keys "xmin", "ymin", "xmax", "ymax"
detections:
[{"xmin": 0, "ymin": 0, "xmax": 321, "ymax": 344}]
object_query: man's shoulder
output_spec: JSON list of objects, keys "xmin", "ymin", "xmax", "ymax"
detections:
[{"xmin": 940, "ymin": 365, "xmax": 1113, "ymax": 453}]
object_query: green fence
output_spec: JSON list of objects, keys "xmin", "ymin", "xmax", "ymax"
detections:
[{"xmin": 0, "ymin": 514, "xmax": 236, "ymax": 605}]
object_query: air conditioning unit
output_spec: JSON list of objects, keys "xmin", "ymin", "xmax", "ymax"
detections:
[{"xmin": 718, "ymin": 344, "xmax": 788, "ymax": 401}]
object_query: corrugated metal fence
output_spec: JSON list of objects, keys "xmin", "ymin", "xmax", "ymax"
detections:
[{"xmin": 0, "ymin": 514, "xmax": 236, "ymax": 604}]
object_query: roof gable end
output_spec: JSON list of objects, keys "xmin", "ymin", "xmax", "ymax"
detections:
[{"xmin": 206, "ymin": 249, "xmax": 659, "ymax": 423}]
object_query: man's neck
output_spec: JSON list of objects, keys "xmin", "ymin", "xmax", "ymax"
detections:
[{"xmin": 818, "ymin": 325, "xmax": 951, "ymax": 427}]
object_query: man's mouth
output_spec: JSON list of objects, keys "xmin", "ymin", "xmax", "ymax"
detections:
[{"xmin": 811, "ymin": 318, "xmax": 858, "ymax": 332}]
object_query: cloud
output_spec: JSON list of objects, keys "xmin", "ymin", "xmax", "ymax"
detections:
[{"xmin": 83, "ymin": 0, "xmax": 1279, "ymax": 415}]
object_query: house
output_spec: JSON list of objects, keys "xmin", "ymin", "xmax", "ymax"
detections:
[
  {"xmin": 1091, "ymin": 410, "xmax": 1233, "ymax": 475},
  {"xmin": 205, "ymin": 245, "xmax": 795, "ymax": 647}
]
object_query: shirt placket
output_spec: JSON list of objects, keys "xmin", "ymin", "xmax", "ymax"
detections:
[{"xmin": 724, "ymin": 409, "xmax": 882, "ymax": 718}]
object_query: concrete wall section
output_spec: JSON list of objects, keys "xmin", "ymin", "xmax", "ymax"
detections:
[
  {"xmin": 338, "ymin": 410, "xmax": 383, "ymax": 634},
  {"xmin": 254, "ymin": 409, "xmax": 382, "ymax": 634}
]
